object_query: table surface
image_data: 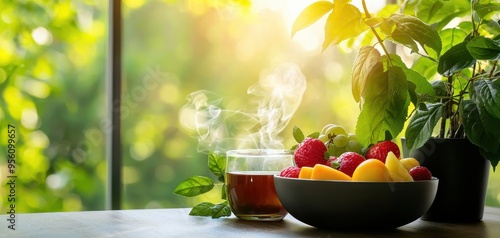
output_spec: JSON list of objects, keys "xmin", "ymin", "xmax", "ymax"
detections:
[{"xmin": 1, "ymin": 206, "xmax": 500, "ymax": 237}]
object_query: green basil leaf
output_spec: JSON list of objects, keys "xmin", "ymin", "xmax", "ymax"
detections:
[
  {"xmin": 173, "ymin": 176, "xmax": 215, "ymax": 197},
  {"xmin": 466, "ymin": 36, "xmax": 500, "ymax": 60},
  {"xmin": 189, "ymin": 202, "xmax": 215, "ymax": 216},
  {"xmin": 405, "ymin": 102, "xmax": 445, "ymax": 153},
  {"xmin": 472, "ymin": 79, "xmax": 500, "ymax": 119},
  {"xmin": 356, "ymin": 64, "xmax": 409, "ymax": 147},
  {"xmin": 212, "ymin": 201, "xmax": 231, "ymax": 218},
  {"xmin": 291, "ymin": 1, "xmax": 333, "ymax": 37},
  {"xmin": 460, "ymin": 100, "xmax": 500, "ymax": 153},
  {"xmin": 208, "ymin": 152, "xmax": 226, "ymax": 178},
  {"xmin": 293, "ymin": 126, "xmax": 304, "ymax": 143},
  {"xmin": 438, "ymin": 42, "xmax": 476, "ymax": 76}
]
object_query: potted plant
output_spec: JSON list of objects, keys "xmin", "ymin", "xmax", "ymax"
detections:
[{"xmin": 292, "ymin": 0, "xmax": 500, "ymax": 222}]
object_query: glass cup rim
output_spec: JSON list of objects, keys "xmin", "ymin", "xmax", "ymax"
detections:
[{"xmin": 226, "ymin": 149, "xmax": 293, "ymax": 157}]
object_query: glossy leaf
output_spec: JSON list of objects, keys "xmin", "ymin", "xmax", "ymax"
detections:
[
  {"xmin": 384, "ymin": 54, "xmax": 436, "ymax": 104},
  {"xmin": 189, "ymin": 202, "xmax": 214, "ymax": 216},
  {"xmin": 323, "ymin": 3, "xmax": 367, "ymax": 50},
  {"xmin": 405, "ymin": 102, "xmax": 445, "ymax": 153},
  {"xmin": 211, "ymin": 201, "xmax": 232, "ymax": 218},
  {"xmin": 474, "ymin": 2, "xmax": 500, "ymax": 20},
  {"xmin": 356, "ymin": 65, "xmax": 409, "ymax": 146},
  {"xmin": 437, "ymin": 42, "xmax": 476, "ymax": 76},
  {"xmin": 381, "ymin": 14, "xmax": 442, "ymax": 56},
  {"xmin": 460, "ymin": 100, "xmax": 500, "ymax": 153},
  {"xmin": 472, "ymin": 79, "xmax": 500, "ymax": 119},
  {"xmin": 293, "ymin": 126, "xmax": 304, "ymax": 143},
  {"xmin": 208, "ymin": 152, "xmax": 226, "ymax": 179},
  {"xmin": 173, "ymin": 176, "xmax": 215, "ymax": 197},
  {"xmin": 291, "ymin": 1, "xmax": 333, "ymax": 37},
  {"xmin": 466, "ymin": 36, "xmax": 500, "ymax": 60},
  {"xmin": 351, "ymin": 46, "xmax": 381, "ymax": 103},
  {"xmin": 440, "ymin": 28, "xmax": 468, "ymax": 54}
]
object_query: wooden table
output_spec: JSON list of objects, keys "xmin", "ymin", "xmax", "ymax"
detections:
[{"xmin": 2, "ymin": 207, "xmax": 500, "ymax": 237}]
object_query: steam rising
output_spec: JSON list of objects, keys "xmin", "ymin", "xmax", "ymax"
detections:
[{"xmin": 178, "ymin": 63, "xmax": 306, "ymax": 153}]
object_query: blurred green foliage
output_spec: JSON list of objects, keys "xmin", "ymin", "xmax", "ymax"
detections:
[{"xmin": 0, "ymin": 0, "xmax": 498, "ymax": 213}]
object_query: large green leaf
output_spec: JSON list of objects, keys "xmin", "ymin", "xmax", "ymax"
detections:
[
  {"xmin": 479, "ymin": 147, "xmax": 499, "ymax": 171},
  {"xmin": 291, "ymin": 1, "xmax": 333, "ymax": 37},
  {"xmin": 404, "ymin": 0, "xmax": 470, "ymax": 28},
  {"xmin": 173, "ymin": 176, "xmax": 215, "ymax": 197},
  {"xmin": 472, "ymin": 79, "xmax": 500, "ymax": 119},
  {"xmin": 208, "ymin": 152, "xmax": 226, "ymax": 181},
  {"xmin": 474, "ymin": 2, "xmax": 500, "ymax": 20},
  {"xmin": 439, "ymin": 28, "xmax": 468, "ymax": 54},
  {"xmin": 405, "ymin": 102, "xmax": 445, "ymax": 153},
  {"xmin": 437, "ymin": 42, "xmax": 476, "ymax": 76},
  {"xmin": 323, "ymin": 3, "xmax": 368, "ymax": 49},
  {"xmin": 351, "ymin": 46, "xmax": 381, "ymax": 103},
  {"xmin": 381, "ymin": 14, "xmax": 442, "ymax": 56},
  {"xmin": 385, "ymin": 54, "xmax": 436, "ymax": 104},
  {"xmin": 411, "ymin": 57, "xmax": 438, "ymax": 80},
  {"xmin": 466, "ymin": 36, "xmax": 500, "ymax": 60},
  {"xmin": 460, "ymin": 100, "xmax": 500, "ymax": 153},
  {"xmin": 356, "ymin": 64, "xmax": 409, "ymax": 146}
]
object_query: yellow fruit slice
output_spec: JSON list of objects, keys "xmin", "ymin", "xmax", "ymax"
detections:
[
  {"xmin": 299, "ymin": 166, "xmax": 314, "ymax": 179},
  {"xmin": 400, "ymin": 157, "xmax": 420, "ymax": 171},
  {"xmin": 352, "ymin": 159, "xmax": 392, "ymax": 182},
  {"xmin": 310, "ymin": 164, "xmax": 351, "ymax": 181},
  {"xmin": 385, "ymin": 152, "xmax": 414, "ymax": 182}
]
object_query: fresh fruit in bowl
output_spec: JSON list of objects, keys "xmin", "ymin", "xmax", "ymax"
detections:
[{"xmin": 274, "ymin": 174, "xmax": 438, "ymax": 230}]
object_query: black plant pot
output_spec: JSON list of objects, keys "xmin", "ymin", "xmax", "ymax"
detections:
[{"xmin": 404, "ymin": 138, "xmax": 490, "ymax": 223}]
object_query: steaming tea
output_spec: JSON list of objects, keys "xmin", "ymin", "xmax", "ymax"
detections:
[
  {"xmin": 226, "ymin": 171, "xmax": 287, "ymax": 220},
  {"xmin": 225, "ymin": 149, "xmax": 293, "ymax": 221}
]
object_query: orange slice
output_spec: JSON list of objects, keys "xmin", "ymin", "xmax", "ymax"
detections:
[
  {"xmin": 299, "ymin": 166, "xmax": 314, "ymax": 179},
  {"xmin": 310, "ymin": 164, "xmax": 351, "ymax": 181}
]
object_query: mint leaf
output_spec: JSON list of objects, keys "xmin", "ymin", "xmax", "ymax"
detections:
[
  {"xmin": 173, "ymin": 176, "xmax": 215, "ymax": 197},
  {"xmin": 466, "ymin": 36, "xmax": 500, "ymax": 60},
  {"xmin": 356, "ymin": 64, "xmax": 409, "ymax": 147},
  {"xmin": 189, "ymin": 202, "xmax": 215, "ymax": 216},
  {"xmin": 438, "ymin": 42, "xmax": 476, "ymax": 76},
  {"xmin": 405, "ymin": 102, "xmax": 445, "ymax": 153},
  {"xmin": 293, "ymin": 126, "xmax": 305, "ymax": 143},
  {"xmin": 208, "ymin": 152, "xmax": 226, "ymax": 179},
  {"xmin": 460, "ymin": 100, "xmax": 500, "ymax": 153},
  {"xmin": 211, "ymin": 201, "xmax": 231, "ymax": 218},
  {"xmin": 472, "ymin": 79, "xmax": 500, "ymax": 119}
]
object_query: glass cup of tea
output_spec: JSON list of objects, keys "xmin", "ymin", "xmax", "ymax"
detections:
[{"xmin": 225, "ymin": 149, "xmax": 294, "ymax": 221}]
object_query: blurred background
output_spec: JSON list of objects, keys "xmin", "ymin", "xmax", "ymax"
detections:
[{"xmin": 0, "ymin": 0, "xmax": 499, "ymax": 213}]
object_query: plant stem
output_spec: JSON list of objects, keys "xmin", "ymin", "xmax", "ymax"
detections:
[{"xmin": 361, "ymin": 0, "xmax": 393, "ymax": 64}]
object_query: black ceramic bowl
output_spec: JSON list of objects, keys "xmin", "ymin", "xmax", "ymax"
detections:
[{"xmin": 274, "ymin": 175, "xmax": 438, "ymax": 230}]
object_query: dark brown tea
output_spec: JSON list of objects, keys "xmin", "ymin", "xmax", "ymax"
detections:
[{"xmin": 226, "ymin": 171, "xmax": 287, "ymax": 220}]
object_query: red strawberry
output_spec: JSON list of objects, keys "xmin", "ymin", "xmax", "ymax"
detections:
[
  {"xmin": 334, "ymin": 152, "xmax": 366, "ymax": 177},
  {"xmin": 294, "ymin": 138, "xmax": 327, "ymax": 168},
  {"xmin": 365, "ymin": 141, "xmax": 400, "ymax": 163},
  {"xmin": 325, "ymin": 156, "xmax": 337, "ymax": 167},
  {"xmin": 409, "ymin": 166, "xmax": 432, "ymax": 181},
  {"xmin": 279, "ymin": 166, "xmax": 301, "ymax": 178}
]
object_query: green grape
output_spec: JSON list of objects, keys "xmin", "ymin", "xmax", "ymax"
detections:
[
  {"xmin": 347, "ymin": 133, "xmax": 357, "ymax": 141},
  {"xmin": 325, "ymin": 125, "xmax": 347, "ymax": 137},
  {"xmin": 346, "ymin": 141, "xmax": 363, "ymax": 154},
  {"xmin": 318, "ymin": 134, "xmax": 329, "ymax": 143},
  {"xmin": 320, "ymin": 124, "xmax": 336, "ymax": 135},
  {"xmin": 333, "ymin": 134, "xmax": 349, "ymax": 147},
  {"xmin": 327, "ymin": 144, "xmax": 347, "ymax": 157}
]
